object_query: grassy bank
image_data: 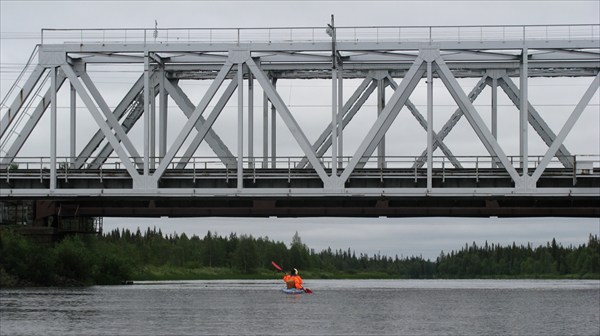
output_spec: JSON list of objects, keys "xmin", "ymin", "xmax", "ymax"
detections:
[{"xmin": 129, "ymin": 266, "xmax": 600, "ymax": 282}]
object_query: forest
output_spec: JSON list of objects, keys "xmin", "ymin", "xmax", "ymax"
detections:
[{"xmin": 0, "ymin": 226, "xmax": 598, "ymax": 286}]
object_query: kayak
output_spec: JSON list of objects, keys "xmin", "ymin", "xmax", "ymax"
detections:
[{"xmin": 281, "ymin": 288, "xmax": 305, "ymax": 294}]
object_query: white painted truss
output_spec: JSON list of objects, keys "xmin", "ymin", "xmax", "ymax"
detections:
[{"xmin": 0, "ymin": 24, "xmax": 599, "ymax": 199}]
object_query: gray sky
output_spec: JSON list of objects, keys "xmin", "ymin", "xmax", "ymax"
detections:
[
  {"xmin": 1, "ymin": 1, "xmax": 599, "ymax": 259},
  {"xmin": 102, "ymin": 216, "xmax": 600, "ymax": 260}
]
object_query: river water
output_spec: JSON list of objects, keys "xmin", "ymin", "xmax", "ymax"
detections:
[{"xmin": 1, "ymin": 279, "xmax": 598, "ymax": 336}]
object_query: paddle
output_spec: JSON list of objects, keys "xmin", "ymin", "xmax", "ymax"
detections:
[
  {"xmin": 271, "ymin": 261, "xmax": 283, "ymax": 272},
  {"xmin": 271, "ymin": 261, "xmax": 313, "ymax": 294}
]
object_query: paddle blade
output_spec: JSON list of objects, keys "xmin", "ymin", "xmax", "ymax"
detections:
[
  {"xmin": 304, "ymin": 288, "xmax": 313, "ymax": 294},
  {"xmin": 271, "ymin": 261, "xmax": 283, "ymax": 272}
]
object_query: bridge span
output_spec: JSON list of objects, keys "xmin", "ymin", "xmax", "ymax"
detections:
[{"xmin": 0, "ymin": 24, "xmax": 599, "ymax": 219}]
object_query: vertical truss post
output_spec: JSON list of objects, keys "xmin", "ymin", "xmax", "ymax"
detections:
[
  {"xmin": 377, "ymin": 78, "xmax": 386, "ymax": 168},
  {"xmin": 248, "ymin": 71, "xmax": 254, "ymax": 169},
  {"xmin": 331, "ymin": 61, "xmax": 338, "ymax": 176},
  {"xmin": 520, "ymin": 47, "xmax": 529, "ymax": 175},
  {"xmin": 338, "ymin": 64, "xmax": 344, "ymax": 168},
  {"xmin": 237, "ymin": 63, "xmax": 244, "ymax": 190},
  {"xmin": 159, "ymin": 65, "xmax": 168, "ymax": 159},
  {"xmin": 50, "ymin": 67, "xmax": 57, "ymax": 191},
  {"xmin": 262, "ymin": 85, "xmax": 269, "ymax": 168},
  {"xmin": 271, "ymin": 77, "xmax": 277, "ymax": 168},
  {"xmin": 150, "ymin": 69, "xmax": 156, "ymax": 170},
  {"xmin": 491, "ymin": 76, "xmax": 498, "ymax": 168},
  {"xmin": 426, "ymin": 61, "xmax": 433, "ymax": 191},
  {"xmin": 70, "ymin": 83, "xmax": 76, "ymax": 164},
  {"xmin": 143, "ymin": 52, "xmax": 150, "ymax": 178}
]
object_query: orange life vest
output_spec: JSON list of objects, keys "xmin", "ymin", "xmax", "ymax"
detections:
[{"xmin": 283, "ymin": 274, "xmax": 303, "ymax": 289}]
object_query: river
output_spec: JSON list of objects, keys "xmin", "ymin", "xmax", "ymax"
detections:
[{"xmin": 1, "ymin": 279, "xmax": 598, "ymax": 336}]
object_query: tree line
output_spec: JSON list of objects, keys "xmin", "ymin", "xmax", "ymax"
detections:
[{"xmin": 0, "ymin": 226, "xmax": 598, "ymax": 286}]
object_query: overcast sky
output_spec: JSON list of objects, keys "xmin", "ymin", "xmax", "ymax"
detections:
[{"xmin": 1, "ymin": 0, "xmax": 599, "ymax": 259}]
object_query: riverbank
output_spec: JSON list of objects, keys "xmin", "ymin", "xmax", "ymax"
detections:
[
  {"xmin": 2, "ymin": 265, "xmax": 598, "ymax": 288},
  {"xmin": 2, "ymin": 228, "xmax": 598, "ymax": 287},
  {"xmin": 130, "ymin": 265, "xmax": 599, "ymax": 282}
]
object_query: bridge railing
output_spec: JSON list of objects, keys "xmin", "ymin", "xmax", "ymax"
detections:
[
  {"xmin": 2, "ymin": 155, "xmax": 598, "ymax": 182},
  {"xmin": 39, "ymin": 24, "xmax": 600, "ymax": 46}
]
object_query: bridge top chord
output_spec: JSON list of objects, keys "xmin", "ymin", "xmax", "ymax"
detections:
[{"xmin": 40, "ymin": 24, "xmax": 600, "ymax": 46}]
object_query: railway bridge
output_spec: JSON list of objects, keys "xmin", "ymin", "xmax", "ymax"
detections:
[{"xmin": 1, "ymin": 24, "xmax": 599, "ymax": 222}]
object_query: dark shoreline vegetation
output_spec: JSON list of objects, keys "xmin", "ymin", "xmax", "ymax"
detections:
[{"xmin": 0, "ymin": 227, "xmax": 598, "ymax": 287}]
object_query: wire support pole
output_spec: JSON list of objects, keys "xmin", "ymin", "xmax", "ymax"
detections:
[{"xmin": 328, "ymin": 15, "xmax": 338, "ymax": 178}]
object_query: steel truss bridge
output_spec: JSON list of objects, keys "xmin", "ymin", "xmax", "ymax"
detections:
[{"xmin": 1, "ymin": 24, "xmax": 599, "ymax": 218}]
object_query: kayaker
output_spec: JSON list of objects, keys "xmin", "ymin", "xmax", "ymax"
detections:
[{"xmin": 283, "ymin": 268, "xmax": 304, "ymax": 290}]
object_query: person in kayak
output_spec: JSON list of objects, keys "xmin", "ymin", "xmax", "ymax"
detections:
[{"xmin": 283, "ymin": 268, "xmax": 304, "ymax": 290}]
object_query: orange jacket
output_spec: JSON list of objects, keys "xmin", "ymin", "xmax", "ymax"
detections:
[{"xmin": 283, "ymin": 274, "xmax": 303, "ymax": 289}]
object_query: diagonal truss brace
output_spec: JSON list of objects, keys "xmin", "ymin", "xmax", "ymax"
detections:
[
  {"xmin": 497, "ymin": 74, "xmax": 574, "ymax": 168},
  {"xmin": 413, "ymin": 75, "xmax": 489, "ymax": 169},
  {"xmin": 61, "ymin": 64, "xmax": 142, "ymax": 183},
  {"xmin": 385, "ymin": 74, "xmax": 463, "ymax": 169},
  {"xmin": 164, "ymin": 79, "xmax": 236, "ymax": 168},
  {"xmin": 79, "ymin": 72, "xmax": 143, "ymax": 167},
  {"xmin": 340, "ymin": 57, "xmax": 426, "ymax": 184},
  {"xmin": 151, "ymin": 61, "xmax": 234, "ymax": 184},
  {"xmin": 530, "ymin": 72, "xmax": 600, "ymax": 184},
  {"xmin": 0, "ymin": 71, "xmax": 67, "ymax": 167},
  {"xmin": 72, "ymin": 73, "xmax": 147, "ymax": 169},
  {"xmin": 297, "ymin": 75, "xmax": 376, "ymax": 169},
  {"xmin": 246, "ymin": 57, "xmax": 331, "ymax": 186},
  {"xmin": 435, "ymin": 58, "xmax": 522, "ymax": 184},
  {"xmin": 1, "ymin": 65, "xmax": 47, "ymax": 138},
  {"xmin": 87, "ymin": 78, "xmax": 159, "ymax": 169},
  {"xmin": 171, "ymin": 79, "xmax": 238, "ymax": 169}
]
